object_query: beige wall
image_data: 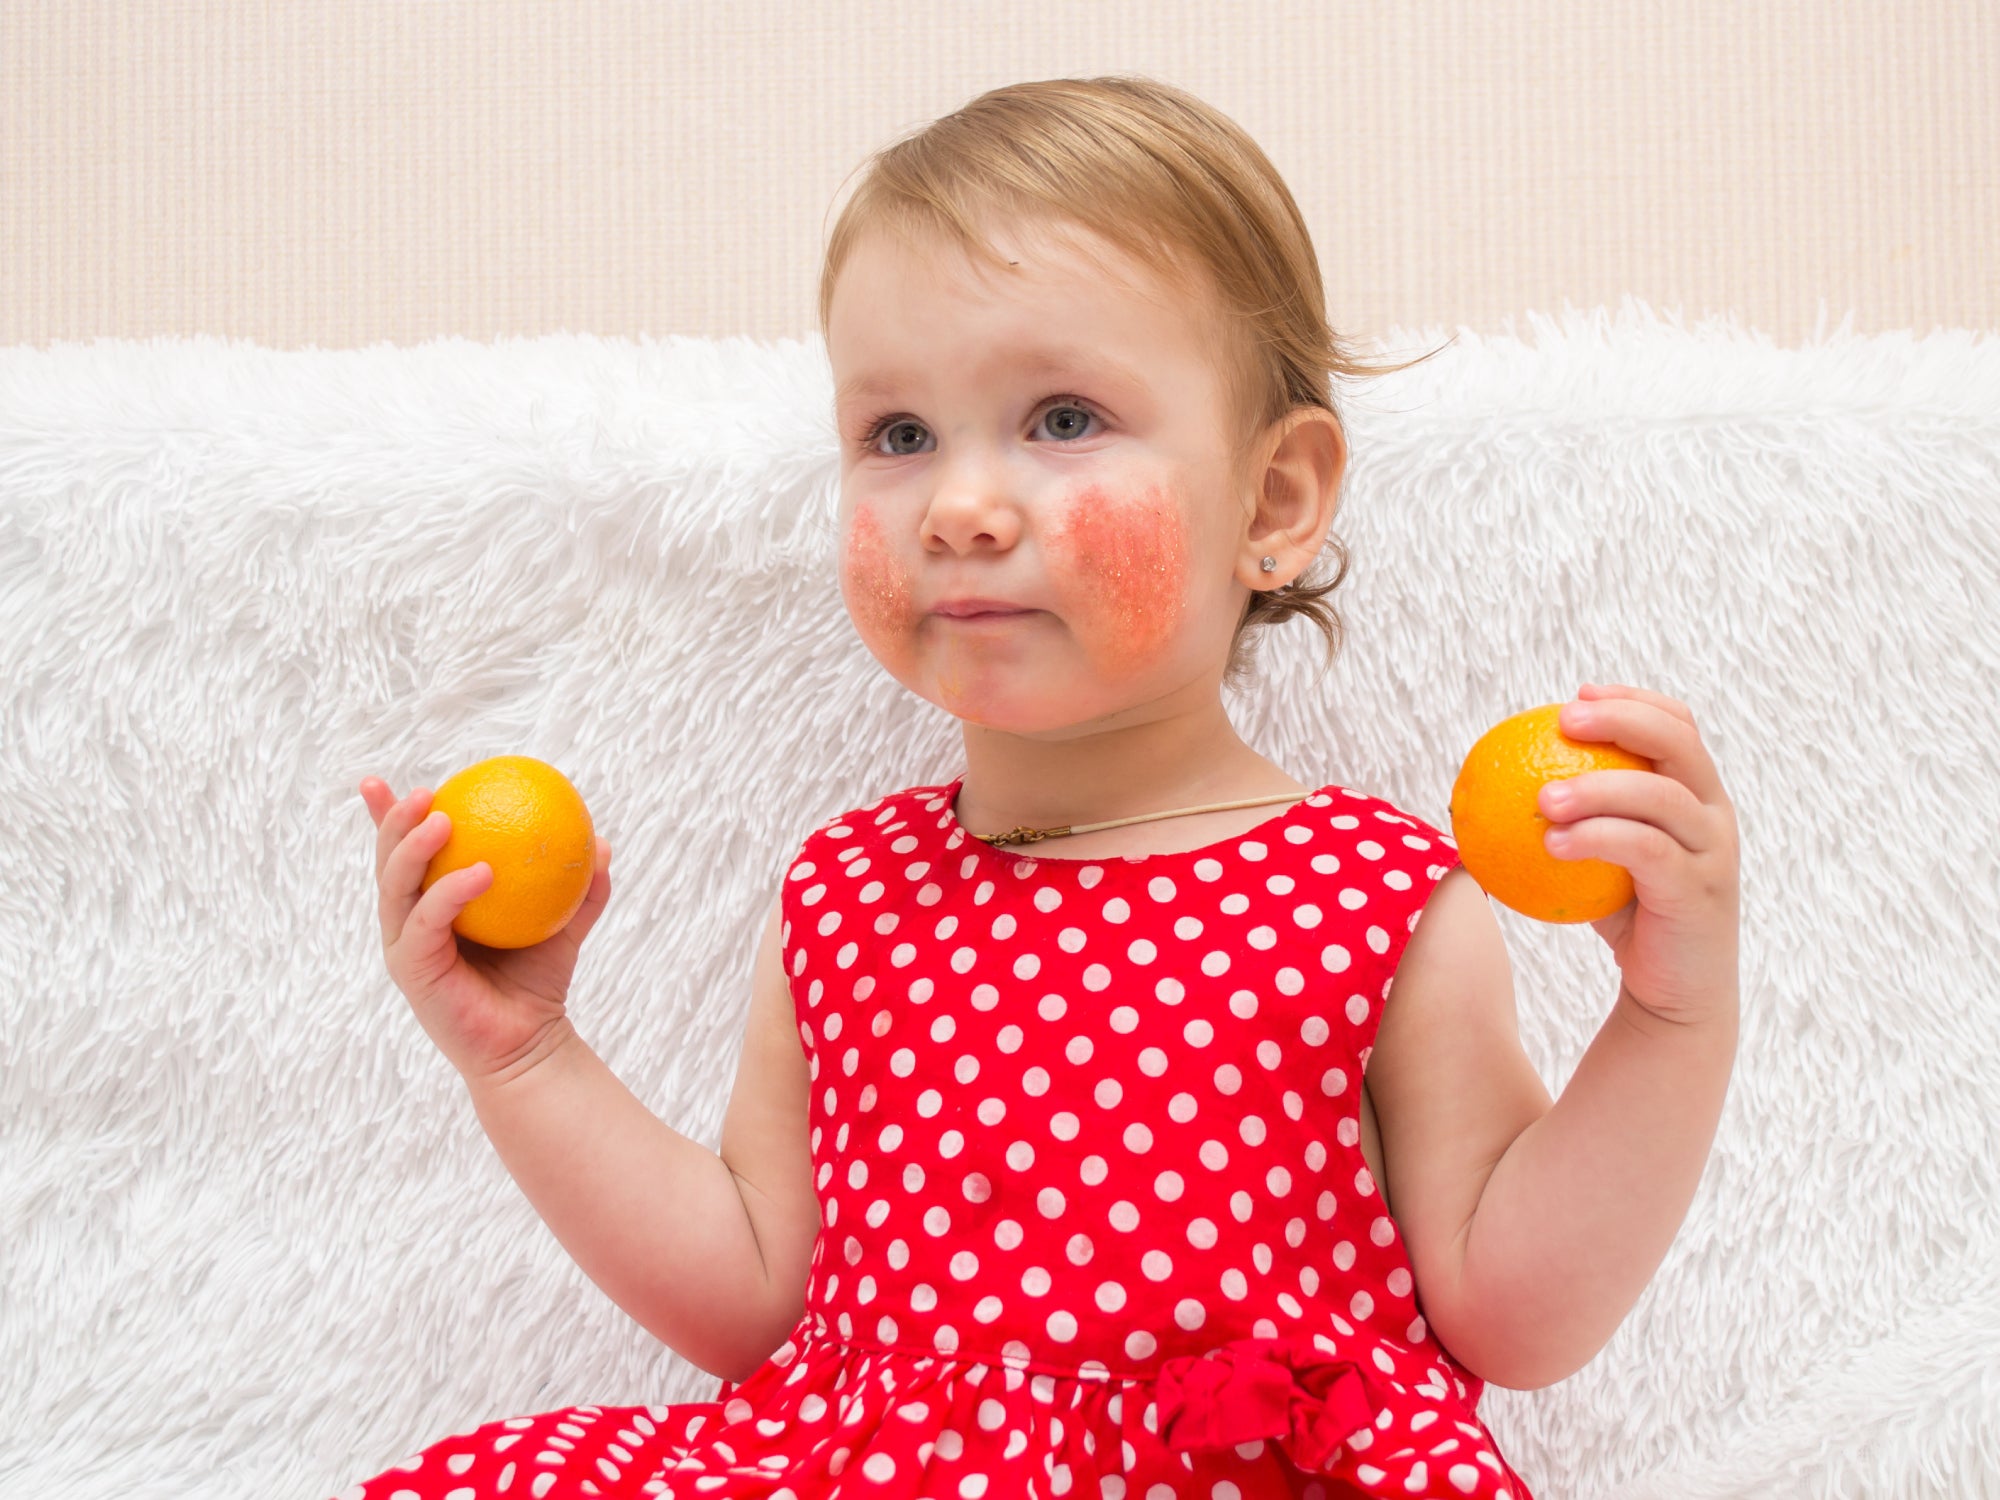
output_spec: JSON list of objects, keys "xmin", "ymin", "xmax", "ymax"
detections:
[{"xmin": 5, "ymin": 1, "xmax": 1994, "ymax": 352}]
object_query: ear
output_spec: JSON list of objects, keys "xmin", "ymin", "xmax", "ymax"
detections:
[{"xmin": 1237, "ymin": 406, "xmax": 1347, "ymax": 592}]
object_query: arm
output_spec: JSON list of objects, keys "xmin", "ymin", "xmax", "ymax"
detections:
[
  {"xmin": 1445, "ymin": 984, "xmax": 1738, "ymax": 1389},
  {"xmin": 465, "ymin": 889, "xmax": 818, "ymax": 1384},
  {"xmin": 1447, "ymin": 682, "xmax": 1742, "ymax": 1388},
  {"xmin": 467, "ymin": 1024, "xmax": 772, "ymax": 1380}
]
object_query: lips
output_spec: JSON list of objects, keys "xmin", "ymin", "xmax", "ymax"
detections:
[{"xmin": 932, "ymin": 598, "xmax": 1035, "ymax": 618}]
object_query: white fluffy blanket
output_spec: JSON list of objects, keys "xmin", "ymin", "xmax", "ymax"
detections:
[{"xmin": 3, "ymin": 306, "xmax": 1996, "ymax": 1500}]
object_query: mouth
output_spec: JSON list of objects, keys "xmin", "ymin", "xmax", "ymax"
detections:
[{"xmin": 933, "ymin": 608, "xmax": 1038, "ymax": 624}]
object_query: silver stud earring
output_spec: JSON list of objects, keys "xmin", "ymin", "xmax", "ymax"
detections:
[{"xmin": 1259, "ymin": 556, "xmax": 1276, "ymax": 572}]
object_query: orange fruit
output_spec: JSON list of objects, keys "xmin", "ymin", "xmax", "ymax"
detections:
[
  {"xmin": 1448, "ymin": 703, "xmax": 1653, "ymax": 924},
  {"xmin": 419, "ymin": 756, "xmax": 596, "ymax": 949}
]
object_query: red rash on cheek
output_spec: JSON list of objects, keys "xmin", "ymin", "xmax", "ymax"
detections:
[
  {"xmin": 1044, "ymin": 483, "xmax": 1189, "ymax": 672},
  {"xmin": 840, "ymin": 502, "xmax": 918, "ymax": 643}
]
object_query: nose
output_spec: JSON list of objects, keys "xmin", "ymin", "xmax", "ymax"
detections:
[{"xmin": 920, "ymin": 445, "xmax": 1025, "ymax": 556}]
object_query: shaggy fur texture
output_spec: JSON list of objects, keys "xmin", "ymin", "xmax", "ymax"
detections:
[{"xmin": 2, "ymin": 304, "xmax": 1996, "ymax": 1498}]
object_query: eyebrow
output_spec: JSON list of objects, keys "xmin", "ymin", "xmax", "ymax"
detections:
[{"xmin": 835, "ymin": 347, "xmax": 1148, "ymax": 406}]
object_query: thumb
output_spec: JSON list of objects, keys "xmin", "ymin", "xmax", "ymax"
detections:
[{"xmin": 565, "ymin": 838, "xmax": 614, "ymax": 945}]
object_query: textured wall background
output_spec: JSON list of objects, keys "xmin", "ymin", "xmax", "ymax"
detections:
[{"xmin": 5, "ymin": 0, "xmax": 1995, "ymax": 350}]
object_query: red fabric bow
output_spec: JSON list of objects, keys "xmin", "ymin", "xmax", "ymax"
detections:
[{"xmin": 1154, "ymin": 1335, "xmax": 1385, "ymax": 1474}]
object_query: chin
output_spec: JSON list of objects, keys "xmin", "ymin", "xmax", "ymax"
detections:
[
  {"xmin": 864, "ymin": 630, "xmax": 1172, "ymax": 732},
  {"xmin": 935, "ymin": 690, "xmax": 1079, "ymax": 734},
  {"xmin": 913, "ymin": 671, "xmax": 1091, "ymax": 734}
]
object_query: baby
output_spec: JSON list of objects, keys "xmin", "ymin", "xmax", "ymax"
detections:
[{"xmin": 341, "ymin": 75, "xmax": 1740, "ymax": 1500}]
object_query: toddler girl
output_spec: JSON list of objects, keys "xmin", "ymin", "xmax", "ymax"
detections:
[{"xmin": 339, "ymin": 75, "xmax": 1741, "ymax": 1500}]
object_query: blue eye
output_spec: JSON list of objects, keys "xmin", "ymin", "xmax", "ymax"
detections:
[
  {"xmin": 858, "ymin": 395, "xmax": 1102, "ymax": 456},
  {"xmin": 865, "ymin": 418, "xmax": 928, "ymax": 456},
  {"xmin": 1038, "ymin": 402, "xmax": 1098, "ymax": 441}
]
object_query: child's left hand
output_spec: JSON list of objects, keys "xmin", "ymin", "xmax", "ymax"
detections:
[{"xmin": 1538, "ymin": 682, "xmax": 1741, "ymax": 1026}]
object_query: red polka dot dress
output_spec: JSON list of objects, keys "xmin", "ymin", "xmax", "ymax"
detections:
[{"xmin": 330, "ymin": 776, "xmax": 1537, "ymax": 1500}]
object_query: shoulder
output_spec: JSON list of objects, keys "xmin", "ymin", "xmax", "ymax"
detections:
[
  {"xmin": 1345, "ymin": 774, "xmax": 1495, "ymax": 1064},
  {"xmin": 781, "ymin": 778, "xmax": 949, "ymax": 875},
  {"xmin": 1387, "ymin": 865, "xmax": 1503, "ymax": 1010},
  {"xmin": 1298, "ymin": 781, "xmax": 1459, "ymax": 885},
  {"xmin": 1298, "ymin": 782, "xmax": 1461, "ymax": 974},
  {"xmin": 1311, "ymin": 781, "xmax": 1456, "ymax": 856},
  {"xmin": 774, "ymin": 780, "xmax": 946, "ymax": 970}
]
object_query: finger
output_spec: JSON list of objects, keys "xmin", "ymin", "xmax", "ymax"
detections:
[
  {"xmin": 396, "ymin": 860, "xmax": 495, "ymax": 972},
  {"xmin": 563, "ymin": 838, "xmax": 614, "ymax": 946},
  {"xmin": 373, "ymin": 784, "xmax": 434, "ymax": 886},
  {"xmin": 361, "ymin": 778, "xmax": 417, "ymax": 843},
  {"xmin": 377, "ymin": 804, "xmax": 454, "ymax": 947},
  {"xmin": 1576, "ymin": 681, "xmax": 1696, "ymax": 727},
  {"xmin": 1557, "ymin": 691, "xmax": 1729, "ymax": 809},
  {"xmin": 1544, "ymin": 812, "xmax": 1699, "ymax": 915},
  {"xmin": 1539, "ymin": 768, "xmax": 1717, "ymax": 855}
]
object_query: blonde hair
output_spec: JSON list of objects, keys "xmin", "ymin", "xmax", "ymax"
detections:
[{"xmin": 818, "ymin": 75, "xmax": 1452, "ymax": 690}]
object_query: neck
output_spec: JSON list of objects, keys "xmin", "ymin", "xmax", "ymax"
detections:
[{"xmin": 953, "ymin": 689, "xmax": 1301, "ymax": 832}]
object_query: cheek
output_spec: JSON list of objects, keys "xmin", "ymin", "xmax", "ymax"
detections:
[
  {"xmin": 839, "ymin": 502, "xmax": 917, "ymax": 644},
  {"xmin": 1045, "ymin": 484, "xmax": 1191, "ymax": 671}
]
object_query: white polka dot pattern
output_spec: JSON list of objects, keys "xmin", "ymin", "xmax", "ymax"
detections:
[{"xmin": 326, "ymin": 779, "xmax": 1536, "ymax": 1500}]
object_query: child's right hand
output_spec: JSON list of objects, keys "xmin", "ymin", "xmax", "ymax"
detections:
[{"xmin": 359, "ymin": 777, "xmax": 614, "ymax": 1083}]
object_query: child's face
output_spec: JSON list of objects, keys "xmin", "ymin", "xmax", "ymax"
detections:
[{"xmin": 827, "ymin": 217, "xmax": 1256, "ymax": 734}]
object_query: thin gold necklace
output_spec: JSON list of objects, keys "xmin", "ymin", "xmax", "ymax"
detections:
[{"xmin": 969, "ymin": 790, "xmax": 1311, "ymax": 847}]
